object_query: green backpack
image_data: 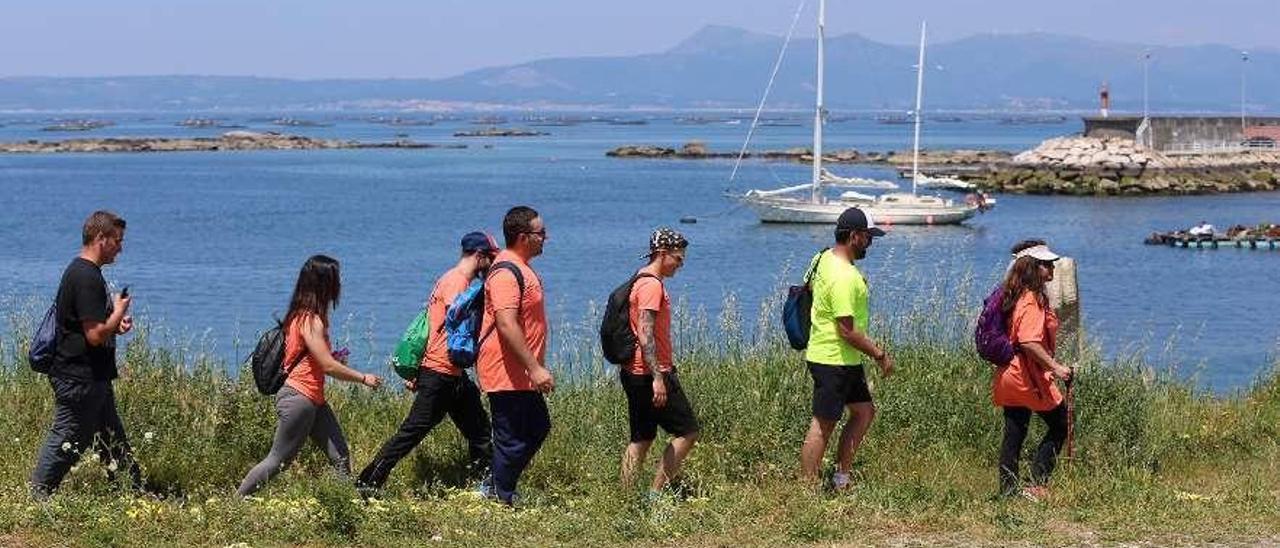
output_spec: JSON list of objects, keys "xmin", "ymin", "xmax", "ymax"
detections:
[{"xmin": 390, "ymin": 310, "xmax": 429, "ymax": 381}]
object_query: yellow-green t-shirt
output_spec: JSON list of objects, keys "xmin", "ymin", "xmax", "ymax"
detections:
[{"xmin": 803, "ymin": 249, "xmax": 870, "ymax": 366}]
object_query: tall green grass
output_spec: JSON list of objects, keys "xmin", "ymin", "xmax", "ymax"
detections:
[{"xmin": 0, "ymin": 288, "xmax": 1277, "ymax": 546}]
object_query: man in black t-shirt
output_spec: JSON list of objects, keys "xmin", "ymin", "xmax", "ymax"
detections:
[{"xmin": 31, "ymin": 210, "xmax": 142, "ymax": 500}]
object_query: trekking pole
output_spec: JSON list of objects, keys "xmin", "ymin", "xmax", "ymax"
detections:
[{"xmin": 1064, "ymin": 374, "xmax": 1076, "ymax": 463}]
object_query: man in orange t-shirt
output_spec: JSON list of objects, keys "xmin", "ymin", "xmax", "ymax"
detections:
[
  {"xmin": 356, "ymin": 232, "xmax": 498, "ymax": 495},
  {"xmin": 619, "ymin": 227, "xmax": 700, "ymax": 495},
  {"xmin": 477, "ymin": 206, "xmax": 553, "ymax": 505}
]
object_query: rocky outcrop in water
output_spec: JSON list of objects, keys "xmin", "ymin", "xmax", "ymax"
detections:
[
  {"xmin": 453, "ymin": 127, "xmax": 547, "ymax": 137},
  {"xmin": 0, "ymin": 131, "xmax": 464, "ymax": 153},
  {"xmin": 883, "ymin": 149, "xmax": 1013, "ymax": 166},
  {"xmin": 607, "ymin": 142, "xmax": 739, "ymax": 159},
  {"xmin": 606, "ymin": 142, "xmax": 1007, "ymax": 167}
]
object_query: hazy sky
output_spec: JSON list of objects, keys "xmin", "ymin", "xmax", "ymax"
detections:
[{"xmin": 3, "ymin": 0, "xmax": 1275, "ymax": 79}]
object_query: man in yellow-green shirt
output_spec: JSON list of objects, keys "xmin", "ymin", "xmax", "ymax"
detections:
[{"xmin": 800, "ymin": 207, "xmax": 895, "ymax": 491}]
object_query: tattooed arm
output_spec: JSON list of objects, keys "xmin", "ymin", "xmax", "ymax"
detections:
[{"xmin": 637, "ymin": 308, "xmax": 667, "ymax": 408}]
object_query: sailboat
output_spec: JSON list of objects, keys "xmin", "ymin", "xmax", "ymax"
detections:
[
  {"xmin": 861, "ymin": 21, "xmax": 988, "ymax": 224},
  {"xmin": 741, "ymin": 13, "xmax": 984, "ymax": 225}
]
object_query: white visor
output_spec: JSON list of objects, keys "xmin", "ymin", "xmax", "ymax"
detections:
[{"xmin": 1013, "ymin": 244, "xmax": 1061, "ymax": 262}]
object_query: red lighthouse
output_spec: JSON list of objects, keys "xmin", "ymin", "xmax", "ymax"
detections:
[{"xmin": 1099, "ymin": 82, "xmax": 1111, "ymax": 118}]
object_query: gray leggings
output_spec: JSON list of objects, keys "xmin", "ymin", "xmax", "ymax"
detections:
[{"xmin": 236, "ymin": 385, "xmax": 351, "ymax": 497}]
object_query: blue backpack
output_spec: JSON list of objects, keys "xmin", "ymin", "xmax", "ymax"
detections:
[
  {"xmin": 445, "ymin": 262, "xmax": 524, "ymax": 368},
  {"xmin": 782, "ymin": 250, "xmax": 824, "ymax": 350},
  {"xmin": 28, "ymin": 302, "xmax": 58, "ymax": 374}
]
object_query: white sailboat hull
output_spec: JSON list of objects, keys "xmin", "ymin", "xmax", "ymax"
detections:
[
  {"xmin": 742, "ymin": 193, "xmax": 978, "ymax": 225},
  {"xmin": 745, "ymin": 196, "xmax": 847, "ymax": 223},
  {"xmin": 857, "ymin": 192, "xmax": 979, "ymax": 225}
]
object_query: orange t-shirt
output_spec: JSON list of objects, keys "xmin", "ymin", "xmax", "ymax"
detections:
[
  {"xmin": 284, "ymin": 312, "xmax": 329, "ymax": 406},
  {"xmin": 992, "ymin": 290, "xmax": 1063, "ymax": 412},
  {"xmin": 626, "ymin": 275, "xmax": 672, "ymax": 375},
  {"xmin": 421, "ymin": 267, "xmax": 471, "ymax": 377},
  {"xmin": 476, "ymin": 250, "xmax": 546, "ymax": 393}
]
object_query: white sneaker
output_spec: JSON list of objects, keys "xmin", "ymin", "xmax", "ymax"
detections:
[
  {"xmin": 474, "ymin": 476, "xmax": 496, "ymax": 500},
  {"xmin": 832, "ymin": 471, "xmax": 851, "ymax": 491}
]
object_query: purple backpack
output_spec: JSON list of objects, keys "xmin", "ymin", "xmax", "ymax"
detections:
[{"xmin": 974, "ymin": 285, "xmax": 1016, "ymax": 366}]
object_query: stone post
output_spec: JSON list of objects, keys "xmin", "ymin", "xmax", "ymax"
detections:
[{"xmin": 1045, "ymin": 257, "xmax": 1084, "ymax": 361}]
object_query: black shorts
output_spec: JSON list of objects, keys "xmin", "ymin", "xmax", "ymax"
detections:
[
  {"xmin": 620, "ymin": 370, "xmax": 700, "ymax": 443},
  {"xmin": 807, "ymin": 362, "xmax": 873, "ymax": 421}
]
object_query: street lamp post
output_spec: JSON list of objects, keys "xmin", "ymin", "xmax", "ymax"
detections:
[
  {"xmin": 1241, "ymin": 51, "xmax": 1249, "ymax": 133},
  {"xmin": 1142, "ymin": 50, "xmax": 1151, "ymax": 119}
]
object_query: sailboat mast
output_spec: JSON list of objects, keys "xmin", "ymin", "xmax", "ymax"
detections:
[
  {"xmin": 911, "ymin": 21, "xmax": 926, "ymax": 196},
  {"xmin": 810, "ymin": 0, "xmax": 826, "ymax": 203}
]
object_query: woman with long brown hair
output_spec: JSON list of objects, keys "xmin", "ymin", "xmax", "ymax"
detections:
[
  {"xmin": 237, "ymin": 255, "xmax": 382, "ymax": 497},
  {"xmin": 992, "ymin": 240, "xmax": 1073, "ymax": 501}
]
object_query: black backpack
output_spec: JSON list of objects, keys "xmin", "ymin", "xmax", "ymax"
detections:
[
  {"xmin": 599, "ymin": 273, "xmax": 660, "ymax": 365},
  {"xmin": 28, "ymin": 302, "xmax": 58, "ymax": 374},
  {"xmin": 247, "ymin": 317, "xmax": 306, "ymax": 395}
]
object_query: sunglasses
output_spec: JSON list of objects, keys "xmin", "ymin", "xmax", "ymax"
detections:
[
  {"xmin": 522, "ymin": 229, "xmax": 547, "ymax": 239},
  {"xmin": 1039, "ymin": 260, "xmax": 1056, "ymax": 269}
]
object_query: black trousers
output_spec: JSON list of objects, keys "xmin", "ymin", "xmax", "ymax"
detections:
[
  {"xmin": 999, "ymin": 403, "xmax": 1068, "ymax": 495},
  {"xmin": 31, "ymin": 377, "xmax": 142, "ymax": 497},
  {"xmin": 356, "ymin": 369, "xmax": 492, "ymax": 490}
]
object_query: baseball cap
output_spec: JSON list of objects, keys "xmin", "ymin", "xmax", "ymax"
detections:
[
  {"xmin": 643, "ymin": 227, "xmax": 688, "ymax": 258},
  {"xmin": 460, "ymin": 231, "xmax": 498, "ymax": 255},
  {"xmin": 836, "ymin": 207, "xmax": 886, "ymax": 237}
]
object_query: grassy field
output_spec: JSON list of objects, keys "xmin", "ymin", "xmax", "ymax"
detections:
[{"xmin": 0, "ymin": 293, "xmax": 1277, "ymax": 547}]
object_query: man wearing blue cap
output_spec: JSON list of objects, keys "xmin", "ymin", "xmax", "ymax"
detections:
[
  {"xmin": 357, "ymin": 231, "xmax": 498, "ymax": 495},
  {"xmin": 800, "ymin": 207, "xmax": 894, "ymax": 491}
]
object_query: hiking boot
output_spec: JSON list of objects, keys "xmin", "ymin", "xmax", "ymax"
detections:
[{"xmin": 495, "ymin": 492, "xmax": 521, "ymax": 508}]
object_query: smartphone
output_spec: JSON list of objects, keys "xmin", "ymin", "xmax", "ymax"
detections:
[{"xmin": 120, "ymin": 285, "xmax": 130, "ymax": 298}]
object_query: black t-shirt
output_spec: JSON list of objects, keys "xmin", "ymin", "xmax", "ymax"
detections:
[{"xmin": 51, "ymin": 257, "xmax": 118, "ymax": 381}]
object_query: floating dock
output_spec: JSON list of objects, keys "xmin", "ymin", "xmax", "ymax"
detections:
[
  {"xmin": 1145, "ymin": 234, "xmax": 1280, "ymax": 250},
  {"xmin": 1145, "ymin": 224, "xmax": 1280, "ymax": 249}
]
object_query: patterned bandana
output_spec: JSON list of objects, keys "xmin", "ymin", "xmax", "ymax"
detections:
[{"xmin": 645, "ymin": 227, "xmax": 688, "ymax": 258}]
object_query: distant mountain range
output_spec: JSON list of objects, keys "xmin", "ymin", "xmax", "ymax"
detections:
[{"xmin": 1, "ymin": 26, "xmax": 1275, "ymax": 112}]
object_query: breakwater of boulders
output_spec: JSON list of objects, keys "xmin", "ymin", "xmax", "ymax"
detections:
[{"xmin": 968, "ymin": 137, "xmax": 1280, "ymax": 196}]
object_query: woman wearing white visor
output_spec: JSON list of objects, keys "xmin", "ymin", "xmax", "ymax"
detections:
[{"xmin": 992, "ymin": 240, "xmax": 1074, "ymax": 501}]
